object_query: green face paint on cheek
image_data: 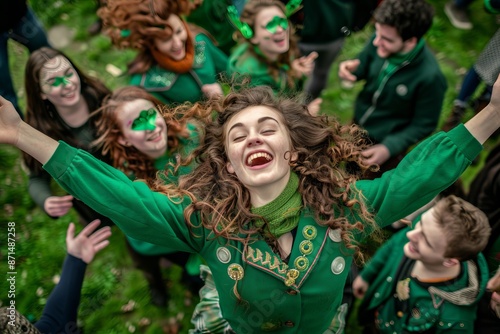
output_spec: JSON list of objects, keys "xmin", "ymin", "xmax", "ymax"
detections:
[
  {"xmin": 263, "ymin": 16, "xmax": 288, "ymax": 34},
  {"xmin": 131, "ymin": 108, "xmax": 158, "ymax": 131}
]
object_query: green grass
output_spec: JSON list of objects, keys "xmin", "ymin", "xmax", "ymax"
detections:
[{"xmin": 0, "ymin": 0, "xmax": 499, "ymax": 333}]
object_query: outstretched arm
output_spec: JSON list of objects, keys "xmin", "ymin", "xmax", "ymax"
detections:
[
  {"xmin": 35, "ymin": 220, "xmax": 111, "ymax": 332},
  {"xmin": 0, "ymin": 96, "xmax": 58, "ymax": 165}
]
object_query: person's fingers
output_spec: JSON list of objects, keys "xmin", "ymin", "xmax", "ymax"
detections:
[
  {"xmin": 93, "ymin": 239, "xmax": 111, "ymax": 253},
  {"xmin": 89, "ymin": 226, "xmax": 112, "ymax": 244},
  {"xmin": 66, "ymin": 222, "xmax": 75, "ymax": 243},
  {"xmin": 306, "ymin": 51, "xmax": 318, "ymax": 62},
  {"xmin": 80, "ymin": 219, "xmax": 102, "ymax": 237}
]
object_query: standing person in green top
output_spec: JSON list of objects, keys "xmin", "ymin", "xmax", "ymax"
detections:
[
  {"xmin": 226, "ymin": 0, "xmax": 322, "ymax": 115},
  {"xmin": 353, "ymin": 195, "xmax": 491, "ymax": 333},
  {"xmin": 23, "ymin": 47, "xmax": 113, "ymax": 227},
  {"xmin": 92, "ymin": 86, "xmax": 204, "ymax": 306},
  {"xmin": 1, "ymin": 74, "xmax": 500, "ymax": 332},
  {"xmin": 339, "ymin": 0, "xmax": 447, "ymax": 178},
  {"xmin": 98, "ymin": 0, "xmax": 228, "ymax": 105}
]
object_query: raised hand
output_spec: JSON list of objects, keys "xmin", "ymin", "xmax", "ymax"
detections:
[
  {"xmin": 44, "ymin": 195, "xmax": 74, "ymax": 217},
  {"xmin": 338, "ymin": 59, "xmax": 360, "ymax": 82},
  {"xmin": 292, "ymin": 51, "xmax": 318, "ymax": 78},
  {"xmin": 361, "ymin": 144, "xmax": 391, "ymax": 166},
  {"xmin": 0, "ymin": 96, "xmax": 23, "ymax": 145},
  {"xmin": 66, "ymin": 219, "xmax": 112, "ymax": 264}
]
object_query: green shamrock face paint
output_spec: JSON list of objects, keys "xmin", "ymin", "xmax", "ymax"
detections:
[
  {"xmin": 51, "ymin": 72, "xmax": 74, "ymax": 87},
  {"xmin": 263, "ymin": 16, "xmax": 288, "ymax": 34},
  {"xmin": 131, "ymin": 108, "xmax": 158, "ymax": 131}
]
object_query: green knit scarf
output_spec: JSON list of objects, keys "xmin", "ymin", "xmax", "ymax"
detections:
[{"xmin": 252, "ymin": 172, "xmax": 302, "ymax": 239}]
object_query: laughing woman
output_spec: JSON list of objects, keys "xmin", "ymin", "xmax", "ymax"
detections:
[
  {"xmin": 23, "ymin": 47, "xmax": 113, "ymax": 226},
  {"xmin": 98, "ymin": 0, "xmax": 228, "ymax": 105},
  {"xmin": 2, "ymin": 74, "xmax": 500, "ymax": 332}
]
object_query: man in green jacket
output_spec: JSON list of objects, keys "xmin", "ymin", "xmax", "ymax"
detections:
[
  {"xmin": 353, "ymin": 195, "xmax": 491, "ymax": 333},
  {"xmin": 339, "ymin": 0, "xmax": 447, "ymax": 176}
]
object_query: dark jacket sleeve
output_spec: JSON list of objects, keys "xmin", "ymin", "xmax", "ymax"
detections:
[{"xmin": 35, "ymin": 254, "xmax": 87, "ymax": 334}]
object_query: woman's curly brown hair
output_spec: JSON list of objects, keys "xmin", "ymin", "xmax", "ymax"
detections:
[
  {"xmin": 92, "ymin": 86, "xmax": 195, "ymax": 181},
  {"xmin": 237, "ymin": 0, "xmax": 302, "ymax": 89},
  {"xmin": 98, "ymin": 0, "xmax": 196, "ymax": 74},
  {"xmin": 157, "ymin": 86, "xmax": 380, "ymax": 261}
]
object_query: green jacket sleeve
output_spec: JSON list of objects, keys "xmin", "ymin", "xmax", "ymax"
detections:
[
  {"xmin": 356, "ymin": 125, "xmax": 482, "ymax": 230},
  {"xmin": 43, "ymin": 141, "xmax": 206, "ymax": 253}
]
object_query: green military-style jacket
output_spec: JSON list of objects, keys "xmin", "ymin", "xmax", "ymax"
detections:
[
  {"xmin": 43, "ymin": 125, "xmax": 481, "ymax": 333},
  {"xmin": 130, "ymin": 33, "xmax": 228, "ymax": 105},
  {"xmin": 359, "ymin": 227, "xmax": 489, "ymax": 333}
]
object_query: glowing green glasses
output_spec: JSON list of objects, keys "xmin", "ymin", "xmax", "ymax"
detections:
[{"xmin": 263, "ymin": 16, "xmax": 289, "ymax": 34}]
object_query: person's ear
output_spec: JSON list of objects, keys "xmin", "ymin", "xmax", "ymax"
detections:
[
  {"xmin": 118, "ymin": 136, "xmax": 132, "ymax": 147},
  {"xmin": 404, "ymin": 36, "xmax": 417, "ymax": 49},
  {"xmin": 226, "ymin": 161, "xmax": 235, "ymax": 174},
  {"xmin": 443, "ymin": 258, "xmax": 460, "ymax": 267}
]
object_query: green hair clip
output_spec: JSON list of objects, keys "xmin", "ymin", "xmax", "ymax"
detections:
[
  {"xmin": 131, "ymin": 108, "xmax": 157, "ymax": 131},
  {"xmin": 227, "ymin": 5, "xmax": 253, "ymax": 39},
  {"xmin": 285, "ymin": 0, "xmax": 302, "ymax": 17},
  {"xmin": 120, "ymin": 29, "xmax": 131, "ymax": 38}
]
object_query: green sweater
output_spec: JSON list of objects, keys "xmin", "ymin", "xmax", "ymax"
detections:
[
  {"xmin": 126, "ymin": 124, "xmax": 199, "ymax": 255},
  {"xmin": 44, "ymin": 125, "xmax": 481, "ymax": 333},
  {"xmin": 359, "ymin": 227, "xmax": 489, "ymax": 333},
  {"xmin": 353, "ymin": 35, "xmax": 447, "ymax": 157},
  {"xmin": 130, "ymin": 33, "xmax": 228, "ymax": 105}
]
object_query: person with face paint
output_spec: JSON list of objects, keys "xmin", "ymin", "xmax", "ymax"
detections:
[
  {"xmin": 92, "ymin": 86, "xmax": 204, "ymax": 306},
  {"xmin": 98, "ymin": 0, "xmax": 228, "ymax": 106},
  {"xmin": 339, "ymin": 0, "xmax": 447, "ymax": 178},
  {"xmin": 2, "ymin": 72, "xmax": 500, "ymax": 332},
  {"xmin": 23, "ymin": 47, "xmax": 113, "ymax": 226},
  {"xmin": 227, "ymin": 0, "xmax": 322, "ymax": 115}
]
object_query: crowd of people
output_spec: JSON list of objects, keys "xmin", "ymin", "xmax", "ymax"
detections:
[{"xmin": 2, "ymin": 0, "xmax": 500, "ymax": 333}]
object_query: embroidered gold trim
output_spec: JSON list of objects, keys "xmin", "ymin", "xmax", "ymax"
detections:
[{"xmin": 246, "ymin": 246, "xmax": 289, "ymax": 274}]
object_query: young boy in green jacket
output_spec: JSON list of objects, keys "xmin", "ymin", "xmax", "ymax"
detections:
[{"xmin": 353, "ymin": 195, "xmax": 491, "ymax": 333}]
